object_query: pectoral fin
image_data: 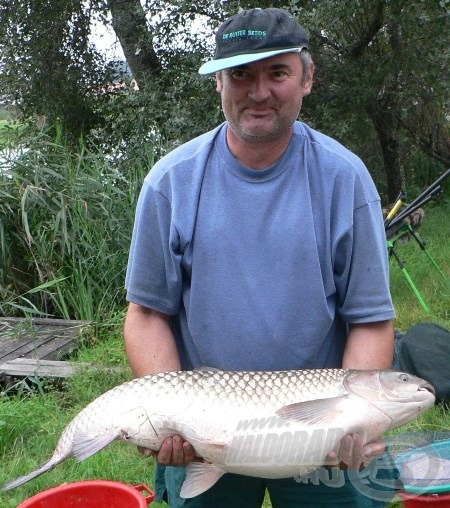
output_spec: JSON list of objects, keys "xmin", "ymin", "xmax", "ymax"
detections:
[
  {"xmin": 72, "ymin": 429, "xmax": 120, "ymax": 461},
  {"xmin": 180, "ymin": 461, "xmax": 226, "ymax": 498},
  {"xmin": 276, "ymin": 396, "xmax": 349, "ymax": 425}
]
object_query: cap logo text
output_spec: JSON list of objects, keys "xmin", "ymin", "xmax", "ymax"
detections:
[{"xmin": 222, "ymin": 29, "xmax": 267, "ymax": 40}]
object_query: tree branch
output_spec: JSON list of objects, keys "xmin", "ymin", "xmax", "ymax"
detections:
[
  {"xmin": 107, "ymin": 0, "xmax": 161, "ymax": 88},
  {"xmin": 345, "ymin": 0, "xmax": 385, "ymax": 59}
]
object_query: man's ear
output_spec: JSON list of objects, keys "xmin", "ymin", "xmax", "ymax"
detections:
[
  {"xmin": 302, "ymin": 62, "xmax": 315, "ymax": 96},
  {"xmin": 215, "ymin": 71, "xmax": 223, "ymax": 93}
]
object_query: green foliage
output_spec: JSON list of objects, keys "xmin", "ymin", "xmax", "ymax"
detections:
[
  {"xmin": 0, "ymin": 0, "xmax": 110, "ymax": 142},
  {"xmin": 0, "ymin": 120, "xmax": 22, "ymax": 147},
  {"xmin": 0, "ymin": 109, "xmax": 10, "ymax": 122},
  {"xmin": 1, "ymin": 0, "xmax": 448, "ymax": 195},
  {"xmin": 0, "ymin": 128, "xmax": 151, "ymax": 322},
  {"xmin": 297, "ymin": 0, "xmax": 449, "ymax": 200},
  {"xmin": 90, "ymin": 56, "xmax": 223, "ymax": 154},
  {"xmin": 143, "ymin": 55, "xmax": 224, "ymax": 145}
]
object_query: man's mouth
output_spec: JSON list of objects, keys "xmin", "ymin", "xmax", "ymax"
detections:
[{"xmin": 245, "ymin": 107, "xmax": 274, "ymax": 116}]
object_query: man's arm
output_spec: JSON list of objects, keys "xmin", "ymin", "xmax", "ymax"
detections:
[
  {"xmin": 124, "ymin": 302, "xmax": 196, "ymax": 465},
  {"xmin": 335, "ymin": 319, "xmax": 394, "ymax": 468},
  {"xmin": 342, "ymin": 319, "xmax": 394, "ymax": 370},
  {"xmin": 124, "ymin": 302, "xmax": 181, "ymax": 376}
]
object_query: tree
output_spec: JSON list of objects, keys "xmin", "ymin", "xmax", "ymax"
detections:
[
  {"xmin": 107, "ymin": 0, "xmax": 161, "ymax": 85},
  {"xmin": 0, "ymin": 0, "xmax": 108, "ymax": 142},
  {"xmin": 297, "ymin": 0, "xmax": 449, "ymax": 200},
  {"xmin": 104, "ymin": 0, "xmax": 226, "ymax": 144},
  {"xmin": 90, "ymin": 0, "xmax": 450, "ymax": 198},
  {"xmin": 1, "ymin": 0, "xmax": 448, "ymax": 199}
]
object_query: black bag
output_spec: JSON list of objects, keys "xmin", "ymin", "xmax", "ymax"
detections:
[{"xmin": 396, "ymin": 322, "xmax": 450, "ymax": 404}]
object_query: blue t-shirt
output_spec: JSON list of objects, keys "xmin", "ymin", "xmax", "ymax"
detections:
[{"xmin": 125, "ymin": 122, "xmax": 394, "ymax": 371}]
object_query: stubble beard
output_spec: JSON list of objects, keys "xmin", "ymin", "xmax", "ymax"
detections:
[{"xmin": 224, "ymin": 102, "xmax": 303, "ymax": 144}]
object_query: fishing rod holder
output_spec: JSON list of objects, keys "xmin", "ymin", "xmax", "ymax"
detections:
[{"xmin": 385, "ymin": 168, "xmax": 450, "ymax": 313}]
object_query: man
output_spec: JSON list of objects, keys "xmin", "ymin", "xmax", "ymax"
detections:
[{"xmin": 124, "ymin": 8, "xmax": 396, "ymax": 507}]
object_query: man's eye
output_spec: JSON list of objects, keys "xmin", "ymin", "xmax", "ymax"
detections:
[
  {"xmin": 272, "ymin": 71, "xmax": 288, "ymax": 80},
  {"xmin": 230, "ymin": 70, "xmax": 248, "ymax": 79}
]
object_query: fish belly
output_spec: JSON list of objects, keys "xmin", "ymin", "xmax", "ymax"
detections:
[{"xmin": 219, "ymin": 420, "xmax": 346, "ymax": 478}]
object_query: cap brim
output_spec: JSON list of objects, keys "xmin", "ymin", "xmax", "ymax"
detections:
[{"xmin": 198, "ymin": 47, "xmax": 305, "ymax": 75}]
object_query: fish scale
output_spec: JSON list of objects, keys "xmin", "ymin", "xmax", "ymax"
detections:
[
  {"xmin": 2, "ymin": 368, "xmax": 435, "ymax": 498},
  {"xmin": 148, "ymin": 368, "xmax": 348, "ymax": 403}
]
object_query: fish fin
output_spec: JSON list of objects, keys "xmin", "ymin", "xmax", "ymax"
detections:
[
  {"xmin": 180, "ymin": 461, "xmax": 226, "ymax": 498},
  {"xmin": 276, "ymin": 396, "xmax": 349, "ymax": 425},
  {"xmin": 72, "ymin": 429, "xmax": 120, "ymax": 461},
  {"xmin": 1, "ymin": 455, "xmax": 62, "ymax": 491}
]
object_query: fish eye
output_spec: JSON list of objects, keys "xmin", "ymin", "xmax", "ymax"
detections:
[{"xmin": 399, "ymin": 373, "xmax": 409, "ymax": 382}]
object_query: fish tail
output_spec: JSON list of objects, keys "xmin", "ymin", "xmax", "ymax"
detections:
[{"xmin": 1, "ymin": 455, "xmax": 62, "ymax": 491}]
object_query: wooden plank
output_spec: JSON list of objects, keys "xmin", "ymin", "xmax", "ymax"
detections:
[
  {"xmin": 0, "ymin": 318, "xmax": 90, "ymax": 362},
  {"xmin": 0, "ymin": 317, "xmax": 89, "ymax": 330},
  {"xmin": 0, "ymin": 358, "xmax": 92, "ymax": 378},
  {"xmin": 25, "ymin": 334, "xmax": 79, "ymax": 360},
  {"xmin": 0, "ymin": 334, "xmax": 74, "ymax": 362}
]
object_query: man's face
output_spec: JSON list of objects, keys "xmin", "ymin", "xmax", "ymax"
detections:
[{"xmin": 215, "ymin": 53, "xmax": 314, "ymax": 144}]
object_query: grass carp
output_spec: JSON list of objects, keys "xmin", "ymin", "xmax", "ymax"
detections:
[{"xmin": 2, "ymin": 368, "xmax": 435, "ymax": 497}]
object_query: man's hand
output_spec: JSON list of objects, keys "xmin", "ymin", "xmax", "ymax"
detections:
[
  {"xmin": 326, "ymin": 434, "xmax": 386, "ymax": 470},
  {"xmin": 138, "ymin": 435, "xmax": 197, "ymax": 466}
]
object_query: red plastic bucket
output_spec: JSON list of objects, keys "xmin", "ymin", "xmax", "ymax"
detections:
[
  {"xmin": 398, "ymin": 491, "xmax": 450, "ymax": 507},
  {"xmin": 17, "ymin": 480, "xmax": 154, "ymax": 508}
]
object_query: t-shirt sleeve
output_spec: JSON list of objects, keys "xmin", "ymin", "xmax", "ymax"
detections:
[
  {"xmin": 125, "ymin": 179, "xmax": 182, "ymax": 315},
  {"xmin": 334, "ymin": 199, "xmax": 395, "ymax": 323}
]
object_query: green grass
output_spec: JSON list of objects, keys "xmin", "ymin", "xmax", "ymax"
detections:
[
  {"xmin": 389, "ymin": 202, "xmax": 450, "ymax": 329},
  {"xmin": 0, "ymin": 202, "xmax": 449, "ymax": 507},
  {"xmin": 0, "ymin": 321, "xmax": 153, "ymax": 507}
]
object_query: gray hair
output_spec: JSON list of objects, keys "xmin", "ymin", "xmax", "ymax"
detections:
[{"xmin": 299, "ymin": 49, "xmax": 313, "ymax": 85}]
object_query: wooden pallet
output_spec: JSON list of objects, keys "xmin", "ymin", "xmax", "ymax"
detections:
[{"xmin": 0, "ymin": 317, "xmax": 90, "ymax": 378}]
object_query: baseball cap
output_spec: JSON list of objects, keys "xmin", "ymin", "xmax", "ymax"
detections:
[{"xmin": 198, "ymin": 8, "xmax": 309, "ymax": 75}]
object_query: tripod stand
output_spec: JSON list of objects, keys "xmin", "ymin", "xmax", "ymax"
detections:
[{"xmin": 385, "ymin": 168, "xmax": 450, "ymax": 313}]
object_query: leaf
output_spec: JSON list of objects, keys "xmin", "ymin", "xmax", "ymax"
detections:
[{"xmin": 26, "ymin": 277, "xmax": 68, "ymax": 294}]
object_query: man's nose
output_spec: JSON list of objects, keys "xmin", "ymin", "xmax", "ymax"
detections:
[{"xmin": 248, "ymin": 74, "xmax": 271, "ymax": 102}]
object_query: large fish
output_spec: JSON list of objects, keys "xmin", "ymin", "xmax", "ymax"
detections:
[{"xmin": 2, "ymin": 368, "xmax": 435, "ymax": 497}]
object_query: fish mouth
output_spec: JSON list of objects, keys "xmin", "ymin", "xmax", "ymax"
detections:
[{"xmin": 418, "ymin": 382, "xmax": 435, "ymax": 395}]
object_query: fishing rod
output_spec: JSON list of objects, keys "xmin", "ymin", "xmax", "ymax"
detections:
[
  {"xmin": 385, "ymin": 167, "xmax": 450, "ymax": 230},
  {"xmin": 403, "ymin": 167, "xmax": 450, "ymax": 212},
  {"xmin": 387, "ymin": 186, "xmax": 442, "ymax": 230}
]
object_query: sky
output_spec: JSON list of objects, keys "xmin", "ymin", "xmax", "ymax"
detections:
[
  {"xmin": 89, "ymin": 11, "xmax": 214, "ymax": 63},
  {"xmin": 90, "ymin": 18, "xmax": 125, "ymax": 61}
]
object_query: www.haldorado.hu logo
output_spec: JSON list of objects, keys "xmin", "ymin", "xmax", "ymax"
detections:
[{"xmin": 225, "ymin": 420, "xmax": 446, "ymax": 502}]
